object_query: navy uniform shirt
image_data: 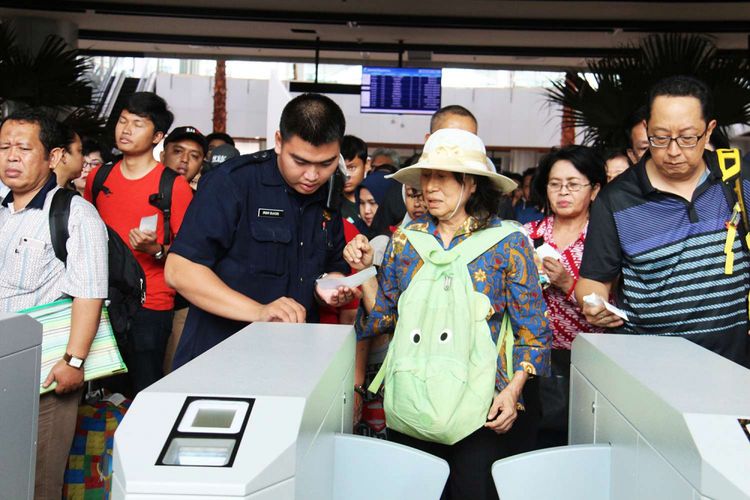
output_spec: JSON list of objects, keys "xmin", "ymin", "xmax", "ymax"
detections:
[{"xmin": 170, "ymin": 149, "xmax": 349, "ymax": 368}]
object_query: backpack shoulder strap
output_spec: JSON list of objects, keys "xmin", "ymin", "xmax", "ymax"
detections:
[
  {"xmin": 402, "ymin": 228, "xmax": 444, "ymax": 262},
  {"xmin": 149, "ymin": 167, "xmax": 179, "ymax": 245},
  {"xmin": 455, "ymin": 222, "xmax": 520, "ymax": 266},
  {"xmin": 717, "ymin": 148, "xmax": 742, "ymax": 182},
  {"xmin": 49, "ymin": 189, "xmax": 80, "ymax": 265},
  {"xmin": 716, "ymin": 148, "xmax": 749, "ymax": 231},
  {"xmin": 90, "ymin": 161, "xmax": 116, "ymax": 208}
]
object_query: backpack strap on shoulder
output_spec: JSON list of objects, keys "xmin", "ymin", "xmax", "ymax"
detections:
[
  {"xmin": 402, "ymin": 228, "xmax": 445, "ymax": 262},
  {"xmin": 148, "ymin": 167, "xmax": 178, "ymax": 245},
  {"xmin": 717, "ymin": 148, "xmax": 741, "ymax": 182},
  {"xmin": 49, "ymin": 189, "xmax": 80, "ymax": 265},
  {"xmin": 455, "ymin": 223, "xmax": 519, "ymax": 266},
  {"xmin": 716, "ymin": 149, "xmax": 749, "ymax": 272},
  {"xmin": 90, "ymin": 161, "xmax": 116, "ymax": 208},
  {"xmin": 717, "ymin": 148, "xmax": 750, "ymax": 320}
]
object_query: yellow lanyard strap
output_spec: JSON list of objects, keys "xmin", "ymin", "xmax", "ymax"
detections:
[{"xmin": 724, "ymin": 203, "xmax": 741, "ymax": 275}]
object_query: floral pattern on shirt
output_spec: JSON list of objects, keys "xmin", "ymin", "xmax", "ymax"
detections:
[{"xmin": 357, "ymin": 214, "xmax": 551, "ymax": 391}]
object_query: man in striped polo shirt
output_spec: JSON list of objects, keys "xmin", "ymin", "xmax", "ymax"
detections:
[{"xmin": 576, "ymin": 75, "xmax": 749, "ymax": 366}]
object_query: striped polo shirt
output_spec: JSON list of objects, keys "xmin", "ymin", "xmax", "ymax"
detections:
[{"xmin": 580, "ymin": 151, "xmax": 749, "ymax": 365}]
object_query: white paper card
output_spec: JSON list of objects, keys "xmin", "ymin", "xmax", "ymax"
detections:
[
  {"xmin": 139, "ymin": 214, "xmax": 158, "ymax": 233},
  {"xmin": 316, "ymin": 266, "xmax": 377, "ymax": 290},
  {"xmin": 369, "ymin": 235, "xmax": 390, "ymax": 266},
  {"xmin": 583, "ymin": 293, "xmax": 629, "ymax": 321},
  {"xmin": 536, "ymin": 243, "xmax": 563, "ymax": 261}
]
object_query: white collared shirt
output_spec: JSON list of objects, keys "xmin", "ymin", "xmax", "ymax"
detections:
[{"xmin": 0, "ymin": 186, "xmax": 108, "ymax": 312}]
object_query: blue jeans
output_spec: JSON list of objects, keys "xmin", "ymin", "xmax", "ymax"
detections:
[{"xmin": 125, "ymin": 307, "xmax": 173, "ymax": 395}]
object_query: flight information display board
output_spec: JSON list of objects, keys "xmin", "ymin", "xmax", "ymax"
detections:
[{"xmin": 361, "ymin": 67, "xmax": 442, "ymax": 115}]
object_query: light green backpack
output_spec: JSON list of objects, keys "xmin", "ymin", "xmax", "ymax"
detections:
[{"xmin": 369, "ymin": 223, "xmax": 518, "ymax": 445}]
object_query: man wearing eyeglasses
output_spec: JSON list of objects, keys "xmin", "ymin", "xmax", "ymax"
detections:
[{"xmin": 576, "ymin": 75, "xmax": 749, "ymax": 367}]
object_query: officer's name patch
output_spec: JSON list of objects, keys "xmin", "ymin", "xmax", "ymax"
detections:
[{"xmin": 258, "ymin": 208, "xmax": 284, "ymax": 218}]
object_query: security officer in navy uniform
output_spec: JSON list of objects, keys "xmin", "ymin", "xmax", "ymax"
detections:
[{"xmin": 166, "ymin": 94, "xmax": 355, "ymax": 369}]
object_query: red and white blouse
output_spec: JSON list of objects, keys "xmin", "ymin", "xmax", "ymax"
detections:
[{"xmin": 524, "ymin": 215, "xmax": 604, "ymax": 350}]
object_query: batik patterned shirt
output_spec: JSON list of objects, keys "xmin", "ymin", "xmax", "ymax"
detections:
[{"xmin": 357, "ymin": 214, "xmax": 551, "ymax": 392}]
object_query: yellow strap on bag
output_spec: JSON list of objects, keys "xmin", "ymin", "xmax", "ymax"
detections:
[
  {"xmin": 717, "ymin": 148, "xmax": 741, "ymax": 181},
  {"xmin": 716, "ymin": 150, "xmax": 749, "ymax": 319},
  {"xmin": 724, "ymin": 203, "xmax": 741, "ymax": 275}
]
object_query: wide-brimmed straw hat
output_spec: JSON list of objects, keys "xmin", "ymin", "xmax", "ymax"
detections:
[{"xmin": 386, "ymin": 128, "xmax": 517, "ymax": 194}]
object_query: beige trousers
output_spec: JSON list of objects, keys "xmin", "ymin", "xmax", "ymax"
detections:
[{"xmin": 35, "ymin": 387, "xmax": 83, "ymax": 500}]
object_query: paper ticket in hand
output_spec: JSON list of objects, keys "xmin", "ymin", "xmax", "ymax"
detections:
[
  {"xmin": 583, "ymin": 293, "xmax": 629, "ymax": 321},
  {"xmin": 369, "ymin": 235, "xmax": 390, "ymax": 266},
  {"xmin": 139, "ymin": 214, "xmax": 158, "ymax": 233},
  {"xmin": 536, "ymin": 243, "xmax": 563, "ymax": 261},
  {"xmin": 316, "ymin": 266, "xmax": 377, "ymax": 290}
]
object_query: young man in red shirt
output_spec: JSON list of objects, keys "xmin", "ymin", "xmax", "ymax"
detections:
[{"xmin": 85, "ymin": 92, "xmax": 193, "ymax": 395}]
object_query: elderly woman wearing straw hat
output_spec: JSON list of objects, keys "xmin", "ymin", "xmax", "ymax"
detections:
[{"xmin": 345, "ymin": 129, "xmax": 550, "ymax": 500}]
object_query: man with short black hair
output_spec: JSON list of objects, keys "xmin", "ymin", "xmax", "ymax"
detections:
[
  {"xmin": 341, "ymin": 134, "xmax": 368, "ymax": 221},
  {"xmin": 0, "ymin": 108, "xmax": 108, "ymax": 500},
  {"xmin": 625, "ymin": 105, "xmax": 650, "ymax": 165},
  {"xmin": 578, "ymin": 75, "xmax": 749, "ymax": 366},
  {"xmin": 514, "ymin": 167, "xmax": 544, "ymax": 224},
  {"xmin": 52, "ymin": 122, "xmax": 84, "ymax": 188},
  {"xmin": 85, "ymin": 92, "xmax": 193, "ymax": 394},
  {"xmin": 166, "ymin": 93, "xmax": 356, "ymax": 368}
]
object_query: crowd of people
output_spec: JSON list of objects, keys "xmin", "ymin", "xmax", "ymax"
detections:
[{"xmin": 1, "ymin": 73, "xmax": 748, "ymax": 500}]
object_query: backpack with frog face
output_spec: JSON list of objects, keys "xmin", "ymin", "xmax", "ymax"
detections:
[{"xmin": 369, "ymin": 223, "xmax": 519, "ymax": 445}]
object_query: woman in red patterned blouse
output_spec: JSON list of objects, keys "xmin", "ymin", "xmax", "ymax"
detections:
[
  {"xmin": 524, "ymin": 146, "xmax": 608, "ymax": 348},
  {"xmin": 523, "ymin": 145, "xmax": 607, "ymax": 446}
]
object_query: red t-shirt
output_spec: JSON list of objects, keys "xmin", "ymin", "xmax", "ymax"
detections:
[{"xmin": 84, "ymin": 161, "xmax": 193, "ymax": 310}]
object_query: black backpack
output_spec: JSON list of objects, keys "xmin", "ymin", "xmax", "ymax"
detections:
[
  {"xmin": 90, "ymin": 162, "xmax": 179, "ymax": 245},
  {"xmin": 49, "ymin": 189, "xmax": 146, "ymax": 343}
]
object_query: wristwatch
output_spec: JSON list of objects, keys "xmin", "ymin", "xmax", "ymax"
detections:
[
  {"xmin": 63, "ymin": 352, "xmax": 85, "ymax": 369},
  {"xmin": 354, "ymin": 384, "xmax": 368, "ymax": 397},
  {"xmin": 154, "ymin": 244, "xmax": 165, "ymax": 260}
]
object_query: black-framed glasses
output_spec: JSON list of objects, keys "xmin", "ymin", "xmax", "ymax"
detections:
[
  {"xmin": 547, "ymin": 181, "xmax": 591, "ymax": 192},
  {"xmin": 83, "ymin": 160, "xmax": 103, "ymax": 169},
  {"xmin": 648, "ymin": 128, "xmax": 707, "ymax": 148}
]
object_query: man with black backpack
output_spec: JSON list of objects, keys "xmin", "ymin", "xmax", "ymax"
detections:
[
  {"xmin": 578, "ymin": 76, "xmax": 750, "ymax": 367},
  {"xmin": 85, "ymin": 92, "xmax": 193, "ymax": 394},
  {"xmin": 0, "ymin": 109, "xmax": 109, "ymax": 500}
]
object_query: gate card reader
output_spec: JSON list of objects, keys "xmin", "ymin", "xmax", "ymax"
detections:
[
  {"xmin": 113, "ymin": 322, "xmax": 451, "ymax": 499},
  {"xmin": 113, "ymin": 322, "xmax": 356, "ymax": 498}
]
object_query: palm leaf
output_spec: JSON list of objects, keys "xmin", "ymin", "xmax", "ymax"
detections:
[
  {"xmin": 0, "ymin": 29, "xmax": 93, "ymax": 111},
  {"xmin": 546, "ymin": 33, "xmax": 750, "ymax": 150}
]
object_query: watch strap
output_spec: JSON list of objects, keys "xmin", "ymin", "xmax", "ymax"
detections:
[{"xmin": 63, "ymin": 352, "xmax": 85, "ymax": 369}]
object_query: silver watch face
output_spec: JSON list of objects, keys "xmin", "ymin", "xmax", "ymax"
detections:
[{"xmin": 69, "ymin": 356, "xmax": 84, "ymax": 368}]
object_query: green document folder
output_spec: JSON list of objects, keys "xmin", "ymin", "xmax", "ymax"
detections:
[{"xmin": 19, "ymin": 299, "xmax": 128, "ymax": 394}]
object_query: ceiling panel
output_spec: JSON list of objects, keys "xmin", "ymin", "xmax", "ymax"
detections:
[{"xmin": 1, "ymin": 1, "xmax": 747, "ymax": 70}]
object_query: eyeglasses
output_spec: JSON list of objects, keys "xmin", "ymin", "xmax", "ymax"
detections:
[
  {"xmin": 547, "ymin": 181, "xmax": 591, "ymax": 192},
  {"xmin": 83, "ymin": 160, "xmax": 103, "ymax": 169},
  {"xmin": 648, "ymin": 128, "xmax": 707, "ymax": 148}
]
